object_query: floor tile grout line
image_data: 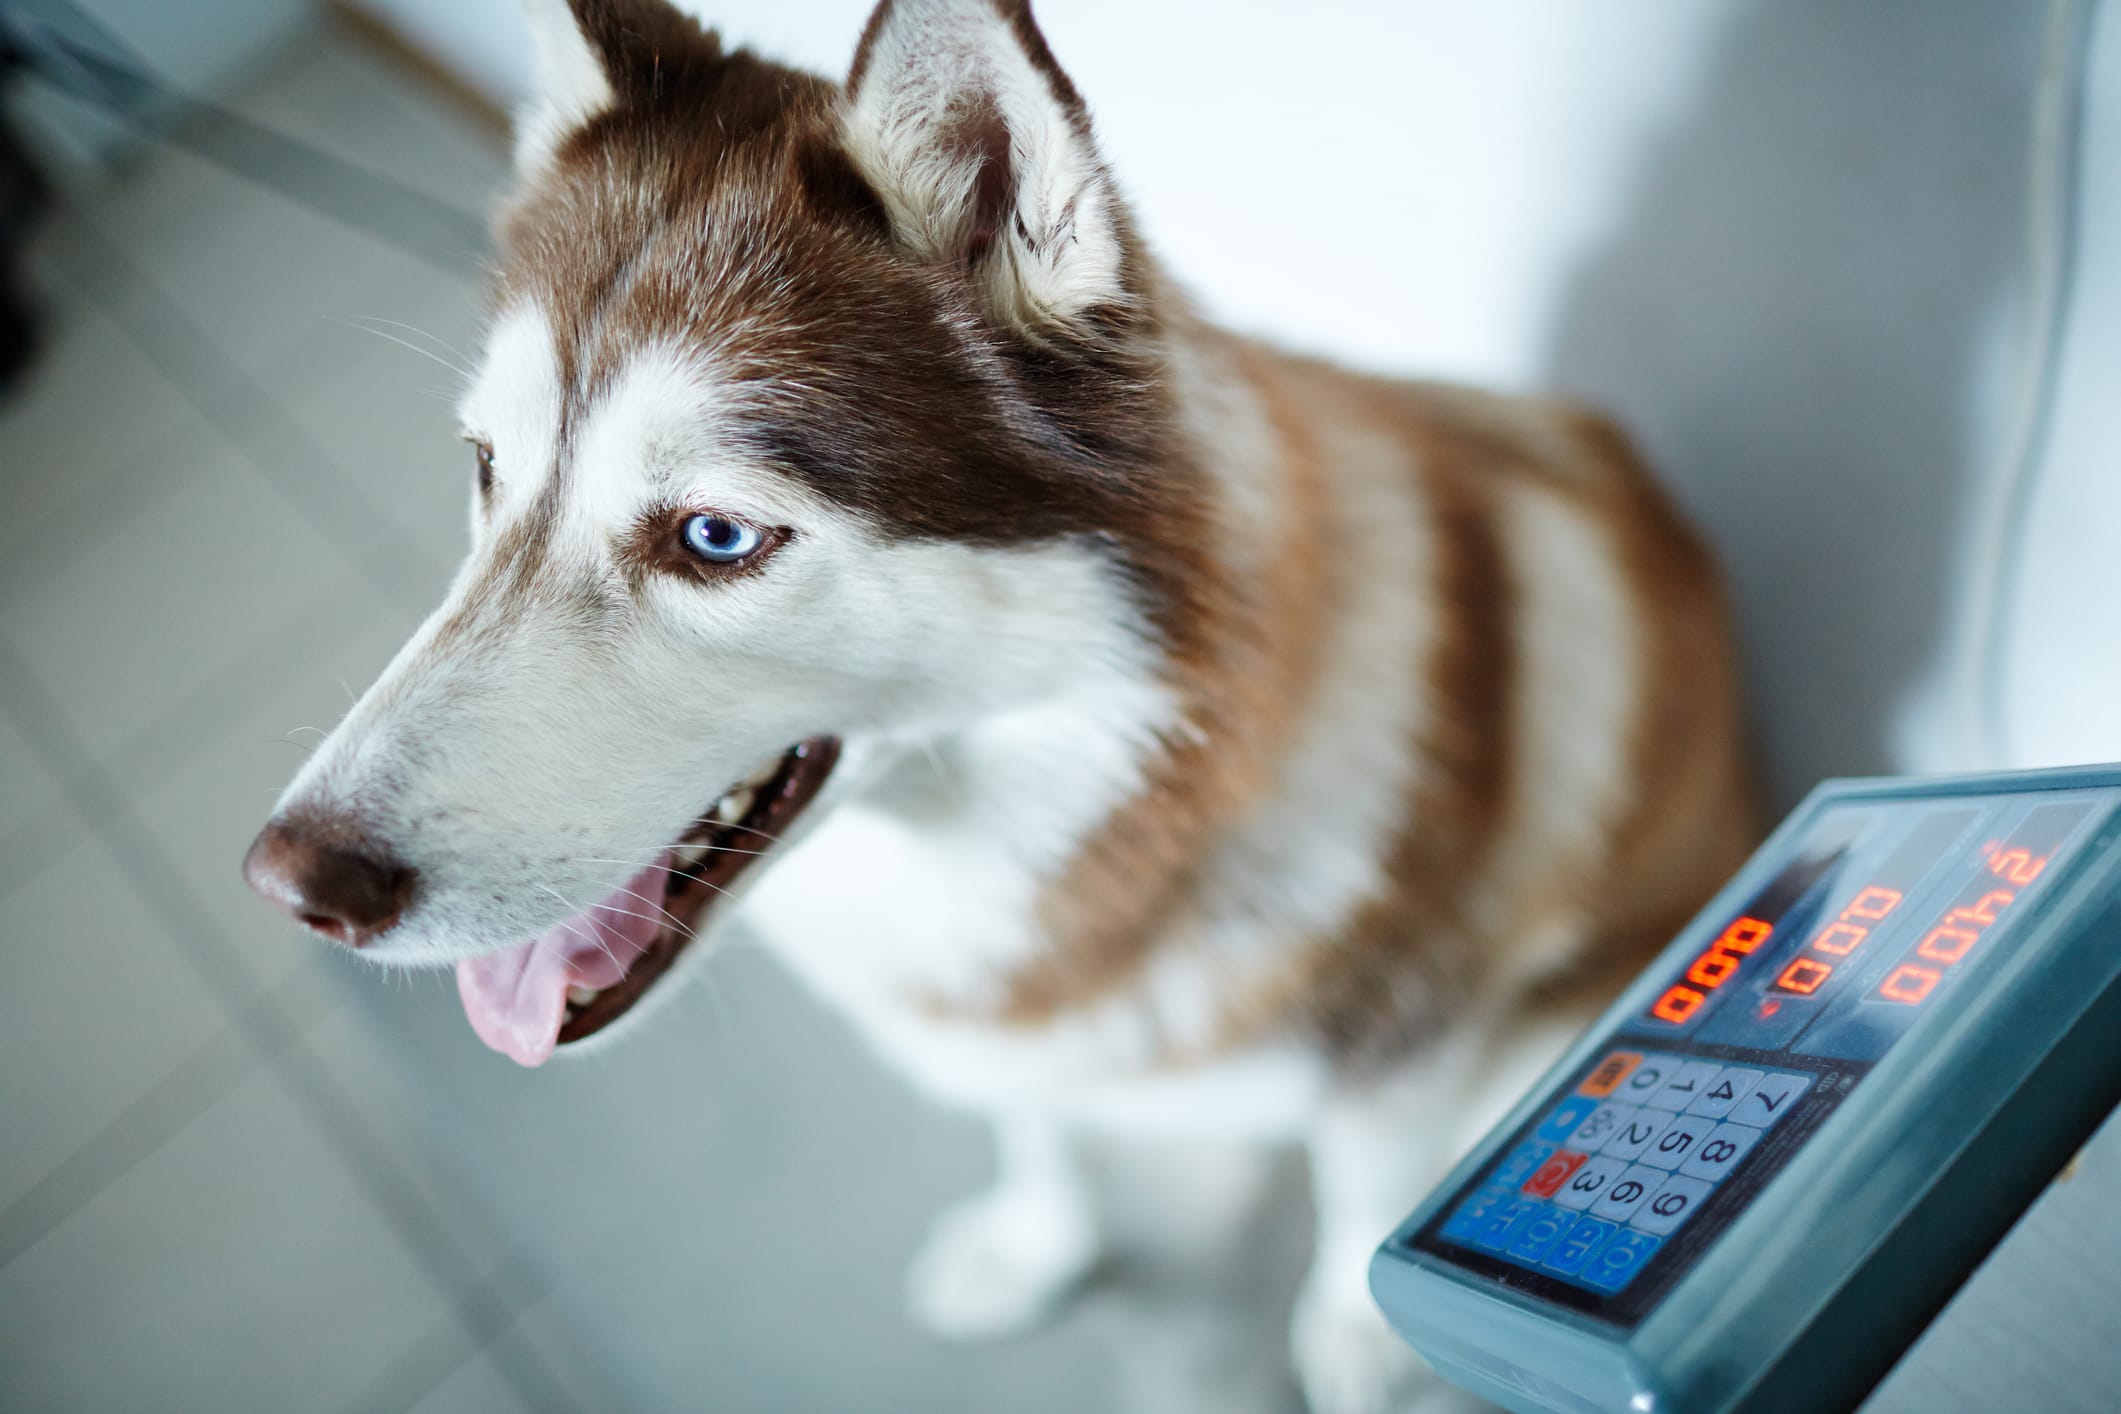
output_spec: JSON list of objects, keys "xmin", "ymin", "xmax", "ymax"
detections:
[
  {"xmin": 0, "ymin": 962, "xmax": 338, "ymax": 1270},
  {"xmin": 339, "ymin": 1244, "xmax": 598, "ymax": 1414},
  {"xmin": 37, "ymin": 207, "xmax": 454, "ymax": 613},
  {"xmin": 0, "ymin": 222, "xmax": 480, "ymax": 603},
  {"xmin": 0, "ymin": 630, "xmax": 590, "ymax": 1414}
]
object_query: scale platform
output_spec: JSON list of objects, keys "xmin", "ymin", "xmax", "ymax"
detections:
[{"xmin": 1370, "ymin": 765, "xmax": 2121, "ymax": 1413}]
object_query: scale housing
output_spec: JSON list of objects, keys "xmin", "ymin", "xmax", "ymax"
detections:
[{"xmin": 1369, "ymin": 764, "xmax": 2121, "ymax": 1413}]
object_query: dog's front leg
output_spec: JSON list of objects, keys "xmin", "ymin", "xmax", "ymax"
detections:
[
  {"xmin": 905, "ymin": 1112, "xmax": 1102, "ymax": 1341},
  {"xmin": 1293, "ymin": 1081, "xmax": 1456, "ymax": 1414}
]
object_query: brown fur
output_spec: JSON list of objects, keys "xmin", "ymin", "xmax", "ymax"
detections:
[{"xmin": 493, "ymin": 0, "xmax": 1755, "ymax": 1074}]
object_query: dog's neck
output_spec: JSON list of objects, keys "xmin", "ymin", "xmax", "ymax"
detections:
[{"xmin": 875, "ymin": 309, "xmax": 1339, "ymax": 1026}]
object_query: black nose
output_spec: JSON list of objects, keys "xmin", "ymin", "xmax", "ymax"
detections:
[{"xmin": 242, "ymin": 814, "xmax": 415, "ymax": 948}]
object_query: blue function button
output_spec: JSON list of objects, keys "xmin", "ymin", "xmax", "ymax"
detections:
[
  {"xmin": 1566, "ymin": 1102, "xmax": 1638, "ymax": 1155},
  {"xmin": 1643, "ymin": 1059, "xmax": 1723, "ymax": 1111},
  {"xmin": 1615, "ymin": 1054, "xmax": 1680, "ymax": 1106},
  {"xmin": 1544, "ymin": 1212, "xmax": 1603, "ymax": 1280},
  {"xmin": 1597, "ymin": 1109, "xmax": 1671, "ymax": 1163},
  {"xmin": 1490, "ymin": 1141, "xmax": 1556, "ymax": 1190},
  {"xmin": 1536, "ymin": 1094, "xmax": 1603, "ymax": 1145},
  {"xmin": 1679, "ymin": 1122, "xmax": 1765, "ymax": 1182},
  {"xmin": 1505, "ymin": 1204, "xmax": 1577, "ymax": 1265},
  {"xmin": 1630, "ymin": 1174, "xmax": 1714, "ymax": 1237},
  {"xmin": 1542, "ymin": 1216, "xmax": 1615, "ymax": 1277},
  {"xmin": 1685, "ymin": 1066, "xmax": 1765, "ymax": 1120},
  {"xmin": 1471, "ymin": 1196, "xmax": 1545, "ymax": 1253},
  {"xmin": 1640, "ymin": 1114, "xmax": 1713, "ymax": 1171},
  {"xmin": 1551, "ymin": 1156, "xmax": 1628, "ymax": 1212},
  {"xmin": 1438, "ymin": 1184, "xmax": 1516, "ymax": 1246},
  {"xmin": 1728, "ymin": 1070, "xmax": 1814, "ymax": 1129},
  {"xmin": 1580, "ymin": 1229, "xmax": 1664, "ymax": 1293},
  {"xmin": 1588, "ymin": 1164, "xmax": 1667, "ymax": 1223}
]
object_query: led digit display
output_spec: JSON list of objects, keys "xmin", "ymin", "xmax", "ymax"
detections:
[
  {"xmin": 1654, "ymin": 917, "xmax": 1773, "ymax": 1022},
  {"xmin": 1640, "ymin": 827, "xmax": 1855, "ymax": 1030},
  {"xmin": 1872, "ymin": 802, "xmax": 2092, "ymax": 1005},
  {"xmin": 1771, "ymin": 886, "xmax": 1904, "ymax": 996}
]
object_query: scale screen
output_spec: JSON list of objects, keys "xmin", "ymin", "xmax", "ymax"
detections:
[{"xmin": 1405, "ymin": 788, "xmax": 2112, "ymax": 1327}]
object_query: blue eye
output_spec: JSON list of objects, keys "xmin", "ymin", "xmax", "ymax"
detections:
[{"xmin": 680, "ymin": 513, "xmax": 766, "ymax": 564}]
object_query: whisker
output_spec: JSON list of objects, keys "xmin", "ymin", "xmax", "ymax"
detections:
[
  {"xmin": 533, "ymin": 883, "xmax": 624, "ymax": 974},
  {"xmin": 604, "ymin": 883, "xmax": 696, "ymax": 937},
  {"xmin": 353, "ymin": 314, "xmax": 474, "ymax": 368},
  {"xmin": 330, "ymin": 314, "xmax": 473, "ymax": 380},
  {"xmin": 566, "ymin": 856, "xmax": 749, "ymax": 915}
]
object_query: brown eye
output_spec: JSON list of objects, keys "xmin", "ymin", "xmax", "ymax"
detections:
[{"xmin": 471, "ymin": 440, "xmax": 496, "ymax": 494}]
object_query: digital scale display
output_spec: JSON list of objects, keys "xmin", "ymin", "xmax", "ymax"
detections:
[
  {"xmin": 1410, "ymin": 792, "xmax": 2102, "ymax": 1323},
  {"xmin": 1373, "ymin": 769, "xmax": 2121, "ymax": 1414}
]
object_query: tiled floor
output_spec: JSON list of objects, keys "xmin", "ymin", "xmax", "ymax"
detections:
[{"xmin": 0, "ymin": 22, "xmax": 1324, "ymax": 1414}]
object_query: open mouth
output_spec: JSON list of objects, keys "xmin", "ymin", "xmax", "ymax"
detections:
[{"xmin": 454, "ymin": 737, "xmax": 839, "ymax": 1066}]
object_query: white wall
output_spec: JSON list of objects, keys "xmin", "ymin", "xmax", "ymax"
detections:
[{"xmin": 1997, "ymin": 1, "xmax": 2121, "ymax": 772}]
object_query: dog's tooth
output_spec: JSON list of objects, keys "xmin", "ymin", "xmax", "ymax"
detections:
[
  {"xmin": 567, "ymin": 985, "xmax": 600, "ymax": 1007},
  {"xmin": 714, "ymin": 786, "xmax": 755, "ymax": 824},
  {"xmin": 744, "ymin": 760, "xmax": 780, "ymax": 790}
]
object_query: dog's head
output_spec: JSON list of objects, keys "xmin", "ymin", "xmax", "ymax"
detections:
[{"xmin": 244, "ymin": 0, "xmax": 1209, "ymax": 1064}]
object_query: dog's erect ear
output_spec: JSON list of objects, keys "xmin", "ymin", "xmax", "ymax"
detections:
[
  {"xmin": 514, "ymin": 0, "xmax": 717, "ymax": 173},
  {"xmin": 843, "ymin": 0, "xmax": 1131, "ymax": 336}
]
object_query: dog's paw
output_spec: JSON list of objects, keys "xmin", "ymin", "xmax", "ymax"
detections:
[
  {"xmin": 1290, "ymin": 1283, "xmax": 1427, "ymax": 1414},
  {"xmin": 904, "ymin": 1188, "xmax": 1099, "ymax": 1341}
]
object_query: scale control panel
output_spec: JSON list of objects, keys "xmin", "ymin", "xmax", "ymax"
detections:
[
  {"xmin": 1371, "ymin": 767, "xmax": 2121, "ymax": 1413},
  {"xmin": 1438, "ymin": 1051, "xmax": 1815, "ymax": 1301}
]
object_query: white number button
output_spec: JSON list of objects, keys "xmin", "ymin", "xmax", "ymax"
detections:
[
  {"xmin": 1618, "ymin": 1055, "xmax": 1677, "ymax": 1103},
  {"xmin": 1566, "ymin": 1102, "xmax": 1639, "ymax": 1156},
  {"xmin": 1730, "ymin": 1071, "xmax": 1814, "ymax": 1129},
  {"xmin": 1599, "ymin": 1110, "xmax": 1673, "ymax": 1163},
  {"xmin": 1589, "ymin": 1164, "xmax": 1668, "ymax": 1222},
  {"xmin": 1685, "ymin": 1067, "xmax": 1765, "ymax": 1120},
  {"xmin": 1645, "ymin": 1060, "xmax": 1723, "ymax": 1111},
  {"xmin": 1679, "ymin": 1122, "xmax": 1764, "ymax": 1182},
  {"xmin": 1552, "ymin": 1156, "xmax": 1627, "ymax": 1212},
  {"xmin": 1632, "ymin": 1174, "xmax": 1715, "ymax": 1236},
  {"xmin": 1641, "ymin": 1115, "xmax": 1712, "ymax": 1170}
]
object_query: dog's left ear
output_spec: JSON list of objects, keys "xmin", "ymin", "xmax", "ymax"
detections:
[
  {"xmin": 843, "ymin": 0, "xmax": 1133, "ymax": 337},
  {"xmin": 514, "ymin": 0, "xmax": 717, "ymax": 173}
]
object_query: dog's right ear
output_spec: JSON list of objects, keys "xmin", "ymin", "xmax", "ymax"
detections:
[
  {"xmin": 515, "ymin": 0, "xmax": 615, "ymax": 173},
  {"xmin": 513, "ymin": 0, "xmax": 715, "ymax": 173}
]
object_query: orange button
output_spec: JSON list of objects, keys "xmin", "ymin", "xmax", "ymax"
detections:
[{"xmin": 1578, "ymin": 1051, "xmax": 1644, "ymax": 1098}]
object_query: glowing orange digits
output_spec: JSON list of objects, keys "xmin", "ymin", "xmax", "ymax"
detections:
[
  {"xmin": 1722, "ymin": 917, "xmax": 1773, "ymax": 952},
  {"xmin": 1880, "ymin": 964, "xmax": 1941, "ymax": 1004},
  {"xmin": 1809, "ymin": 922, "xmax": 1869, "ymax": 956},
  {"xmin": 1961, "ymin": 889, "xmax": 2014, "ymax": 924},
  {"xmin": 1917, "ymin": 926, "xmax": 1979, "ymax": 965},
  {"xmin": 1776, "ymin": 957, "xmax": 1833, "ymax": 995},
  {"xmin": 1653, "ymin": 986, "xmax": 1705, "ymax": 1024},
  {"xmin": 1688, "ymin": 951, "xmax": 1741, "ymax": 987},
  {"xmin": 1989, "ymin": 849, "xmax": 2047, "ymax": 885},
  {"xmin": 1656, "ymin": 916, "xmax": 1775, "ymax": 1024},
  {"xmin": 1882, "ymin": 841, "xmax": 2044, "ymax": 1003},
  {"xmin": 1846, "ymin": 887, "xmax": 1902, "ymax": 920}
]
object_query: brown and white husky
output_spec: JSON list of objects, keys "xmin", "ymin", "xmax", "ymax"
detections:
[{"xmin": 243, "ymin": 1, "xmax": 1754, "ymax": 1407}]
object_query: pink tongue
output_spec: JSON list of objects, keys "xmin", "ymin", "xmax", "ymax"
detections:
[{"xmin": 454, "ymin": 852, "xmax": 674, "ymax": 1067}]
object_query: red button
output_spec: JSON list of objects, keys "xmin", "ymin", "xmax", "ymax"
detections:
[{"xmin": 1522, "ymin": 1149, "xmax": 1590, "ymax": 1199}]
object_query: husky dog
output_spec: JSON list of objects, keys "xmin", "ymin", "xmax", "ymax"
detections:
[{"xmin": 244, "ymin": 1, "xmax": 1753, "ymax": 1407}]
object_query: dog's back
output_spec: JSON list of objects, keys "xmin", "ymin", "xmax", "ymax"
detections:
[{"xmin": 1198, "ymin": 345, "xmax": 1757, "ymax": 1071}]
